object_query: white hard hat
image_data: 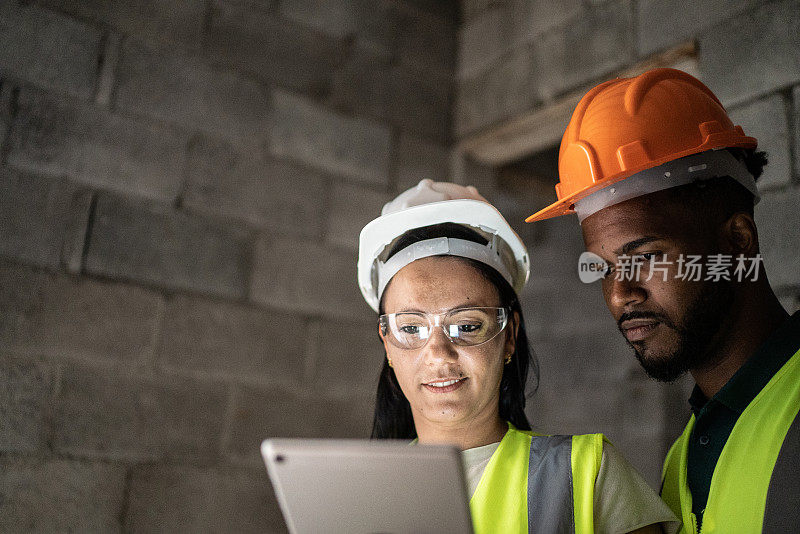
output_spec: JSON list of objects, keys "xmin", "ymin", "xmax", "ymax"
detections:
[{"xmin": 358, "ymin": 179, "xmax": 530, "ymax": 312}]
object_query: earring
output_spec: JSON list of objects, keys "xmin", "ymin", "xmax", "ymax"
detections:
[
  {"xmin": 387, "ymin": 357, "xmax": 394, "ymax": 368},
  {"xmin": 504, "ymin": 354, "xmax": 512, "ymax": 365}
]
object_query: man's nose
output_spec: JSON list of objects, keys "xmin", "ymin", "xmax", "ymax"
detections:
[{"xmin": 607, "ymin": 275, "xmax": 647, "ymax": 313}]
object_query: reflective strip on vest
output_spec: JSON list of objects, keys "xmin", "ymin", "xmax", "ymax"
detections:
[
  {"xmin": 528, "ymin": 434, "xmax": 603, "ymax": 533},
  {"xmin": 528, "ymin": 435, "xmax": 574, "ymax": 532},
  {"xmin": 470, "ymin": 424, "xmax": 602, "ymax": 534},
  {"xmin": 661, "ymin": 348, "xmax": 800, "ymax": 533}
]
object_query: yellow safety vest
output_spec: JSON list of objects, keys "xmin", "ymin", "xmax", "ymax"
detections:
[
  {"xmin": 470, "ymin": 423, "xmax": 604, "ymax": 533},
  {"xmin": 661, "ymin": 348, "xmax": 800, "ymax": 533}
]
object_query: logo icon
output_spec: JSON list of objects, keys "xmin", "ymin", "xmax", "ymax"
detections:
[{"xmin": 578, "ymin": 252, "xmax": 608, "ymax": 284}]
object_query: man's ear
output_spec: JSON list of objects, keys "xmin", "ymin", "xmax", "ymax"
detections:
[{"xmin": 724, "ymin": 212, "xmax": 759, "ymax": 256}]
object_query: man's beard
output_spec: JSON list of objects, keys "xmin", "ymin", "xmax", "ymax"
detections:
[{"xmin": 620, "ymin": 281, "xmax": 734, "ymax": 382}]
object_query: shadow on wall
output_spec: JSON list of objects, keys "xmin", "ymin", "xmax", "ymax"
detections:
[{"xmin": 0, "ymin": 0, "xmax": 458, "ymax": 531}]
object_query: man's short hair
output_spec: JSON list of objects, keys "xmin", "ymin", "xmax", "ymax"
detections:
[{"xmin": 667, "ymin": 149, "xmax": 768, "ymax": 221}]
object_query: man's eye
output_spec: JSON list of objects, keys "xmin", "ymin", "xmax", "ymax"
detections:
[{"xmin": 636, "ymin": 252, "xmax": 661, "ymax": 262}]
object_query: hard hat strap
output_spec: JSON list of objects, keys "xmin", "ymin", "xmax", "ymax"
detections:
[
  {"xmin": 376, "ymin": 237, "xmax": 514, "ymax": 301},
  {"xmin": 575, "ymin": 150, "xmax": 760, "ymax": 223}
]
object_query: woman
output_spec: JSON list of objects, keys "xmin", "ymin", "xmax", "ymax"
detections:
[{"xmin": 357, "ymin": 180, "xmax": 679, "ymax": 534}]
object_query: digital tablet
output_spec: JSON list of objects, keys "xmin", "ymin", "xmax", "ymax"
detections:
[{"xmin": 261, "ymin": 439, "xmax": 474, "ymax": 534}]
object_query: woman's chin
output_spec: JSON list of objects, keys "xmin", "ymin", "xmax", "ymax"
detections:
[{"xmin": 418, "ymin": 401, "xmax": 472, "ymax": 424}]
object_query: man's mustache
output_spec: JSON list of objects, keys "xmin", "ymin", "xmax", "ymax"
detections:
[{"xmin": 617, "ymin": 310, "xmax": 672, "ymax": 330}]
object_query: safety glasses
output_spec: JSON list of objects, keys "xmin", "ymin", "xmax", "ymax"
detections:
[{"xmin": 379, "ymin": 307, "xmax": 508, "ymax": 350}]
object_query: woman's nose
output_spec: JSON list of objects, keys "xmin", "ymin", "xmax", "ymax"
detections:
[{"xmin": 421, "ymin": 325, "xmax": 459, "ymax": 361}]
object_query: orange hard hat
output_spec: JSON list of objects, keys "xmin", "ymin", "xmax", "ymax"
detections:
[{"xmin": 526, "ymin": 68, "xmax": 757, "ymax": 222}]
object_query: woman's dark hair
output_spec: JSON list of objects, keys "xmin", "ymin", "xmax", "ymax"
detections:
[{"xmin": 370, "ymin": 223, "xmax": 539, "ymax": 439}]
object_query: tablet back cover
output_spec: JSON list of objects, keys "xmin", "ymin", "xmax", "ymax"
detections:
[{"xmin": 262, "ymin": 439, "xmax": 474, "ymax": 534}]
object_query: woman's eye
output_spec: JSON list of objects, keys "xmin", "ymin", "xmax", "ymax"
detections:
[
  {"xmin": 458, "ymin": 323, "xmax": 481, "ymax": 333},
  {"xmin": 399, "ymin": 325, "xmax": 420, "ymax": 335}
]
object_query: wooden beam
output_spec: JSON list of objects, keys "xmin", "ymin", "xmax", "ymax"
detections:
[{"xmin": 458, "ymin": 42, "xmax": 698, "ymax": 167}]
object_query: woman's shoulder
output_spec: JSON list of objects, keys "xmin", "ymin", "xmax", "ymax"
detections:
[
  {"xmin": 506, "ymin": 425, "xmax": 612, "ymax": 461},
  {"xmin": 522, "ymin": 429, "xmax": 609, "ymax": 451},
  {"xmin": 509, "ymin": 428, "xmax": 607, "ymax": 468},
  {"xmin": 593, "ymin": 440, "xmax": 681, "ymax": 533},
  {"xmin": 517, "ymin": 426, "xmax": 608, "ymax": 441}
]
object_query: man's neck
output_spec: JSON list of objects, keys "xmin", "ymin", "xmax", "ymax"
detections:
[{"xmin": 691, "ymin": 284, "xmax": 789, "ymax": 399}]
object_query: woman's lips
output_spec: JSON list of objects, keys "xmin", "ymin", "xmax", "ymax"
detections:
[{"xmin": 423, "ymin": 377, "xmax": 467, "ymax": 393}]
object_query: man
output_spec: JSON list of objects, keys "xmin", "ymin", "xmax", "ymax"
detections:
[{"xmin": 527, "ymin": 68, "xmax": 800, "ymax": 532}]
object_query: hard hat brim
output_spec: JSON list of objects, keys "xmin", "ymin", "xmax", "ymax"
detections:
[{"xmin": 525, "ymin": 139, "xmax": 756, "ymax": 223}]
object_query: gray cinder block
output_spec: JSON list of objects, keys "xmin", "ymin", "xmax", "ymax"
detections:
[
  {"xmin": 184, "ymin": 135, "xmax": 326, "ymax": 236},
  {"xmin": 0, "ymin": 456, "xmax": 126, "ymax": 533},
  {"xmin": 0, "ymin": 355, "xmax": 52, "ymax": 453},
  {"xmin": 755, "ymin": 187, "xmax": 800, "ymax": 290},
  {"xmin": 52, "ymin": 362, "xmax": 227, "ymax": 460},
  {"xmin": 204, "ymin": 1, "xmax": 344, "ymax": 95},
  {"xmin": 0, "ymin": 261, "xmax": 163, "ymax": 362},
  {"xmin": 729, "ymin": 93, "xmax": 792, "ymax": 191},
  {"xmin": 0, "ymin": 3, "xmax": 101, "ymax": 99},
  {"xmin": 115, "ymin": 40, "xmax": 271, "ymax": 146},
  {"xmin": 250, "ymin": 234, "xmax": 371, "ymax": 320},
  {"xmin": 158, "ymin": 295, "xmax": 308, "ymax": 384},
  {"xmin": 700, "ymin": 0, "xmax": 800, "ymax": 106},
  {"xmin": 270, "ymin": 88, "xmax": 391, "ymax": 185},
  {"xmin": 0, "ymin": 170, "xmax": 92, "ymax": 271},
  {"xmin": 8, "ymin": 88, "xmax": 187, "ymax": 202},
  {"xmin": 85, "ymin": 194, "xmax": 252, "ymax": 299},
  {"xmin": 125, "ymin": 464, "xmax": 287, "ymax": 534}
]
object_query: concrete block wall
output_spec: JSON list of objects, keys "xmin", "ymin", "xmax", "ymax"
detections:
[
  {"xmin": 456, "ymin": 0, "xmax": 800, "ymax": 486},
  {"xmin": 4, "ymin": 0, "xmax": 798, "ymax": 526},
  {"xmin": 0, "ymin": 0, "xmax": 457, "ymax": 531}
]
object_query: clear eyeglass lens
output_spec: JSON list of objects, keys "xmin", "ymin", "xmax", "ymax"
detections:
[{"xmin": 379, "ymin": 307, "xmax": 508, "ymax": 350}]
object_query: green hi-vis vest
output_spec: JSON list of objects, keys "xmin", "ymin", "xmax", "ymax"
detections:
[
  {"xmin": 470, "ymin": 424, "xmax": 604, "ymax": 533},
  {"xmin": 661, "ymin": 348, "xmax": 800, "ymax": 533}
]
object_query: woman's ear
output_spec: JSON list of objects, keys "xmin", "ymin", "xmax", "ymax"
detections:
[
  {"xmin": 505, "ymin": 310, "xmax": 520, "ymax": 357},
  {"xmin": 378, "ymin": 322, "xmax": 390, "ymax": 352}
]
